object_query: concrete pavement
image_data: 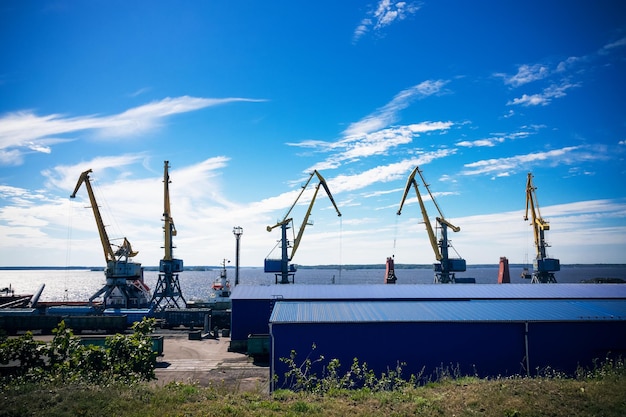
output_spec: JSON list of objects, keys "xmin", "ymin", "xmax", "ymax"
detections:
[{"xmin": 153, "ymin": 332, "xmax": 269, "ymax": 392}]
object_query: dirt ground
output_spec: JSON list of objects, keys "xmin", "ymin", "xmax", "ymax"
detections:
[{"xmin": 153, "ymin": 331, "xmax": 270, "ymax": 393}]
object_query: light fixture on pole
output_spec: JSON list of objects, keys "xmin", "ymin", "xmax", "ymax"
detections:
[{"xmin": 232, "ymin": 226, "xmax": 243, "ymax": 285}]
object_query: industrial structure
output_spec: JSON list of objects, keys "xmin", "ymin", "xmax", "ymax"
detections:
[
  {"xmin": 524, "ymin": 172, "xmax": 560, "ymax": 283},
  {"xmin": 233, "ymin": 226, "xmax": 243, "ymax": 286},
  {"xmin": 384, "ymin": 256, "xmax": 397, "ymax": 284},
  {"xmin": 230, "ymin": 283, "xmax": 626, "ymax": 360},
  {"xmin": 264, "ymin": 170, "xmax": 341, "ymax": 284},
  {"xmin": 70, "ymin": 169, "xmax": 151, "ymax": 308},
  {"xmin": 397, "ymin": 166, "xmax": 466, "ymax": 283},
  {"xmin": 151, "ymin": 161, "xmax": 186, "ymax": 309}
]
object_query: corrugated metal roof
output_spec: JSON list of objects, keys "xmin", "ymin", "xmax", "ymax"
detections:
[
  {"xmin": 269, "ymin": 299, "xmax": 626, "ymax": 323},
  {"xmin": 232, "ymin": 283, "xmax": 626, "ymax": 301}
]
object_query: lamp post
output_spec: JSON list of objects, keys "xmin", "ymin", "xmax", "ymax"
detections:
[{"xmin": 233, "ymin": 226, "xmax": 243, "ymax": 285}]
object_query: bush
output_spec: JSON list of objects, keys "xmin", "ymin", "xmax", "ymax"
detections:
[
  {"xmin": 0, "ymin": 317, "xmax": 158, "ymax": 388},
  {"xmin": 277, "ymin": 344, "xmax": 419, "ymax": 394}
]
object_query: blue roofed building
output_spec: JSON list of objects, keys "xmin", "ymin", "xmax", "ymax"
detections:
[
  {"xmin": 269, "ymin": 299, "xmax": 626, "ymax": 391},
  {"xmin": 229, "ymin": 283, "xmax": 626, "ymax": 352}
]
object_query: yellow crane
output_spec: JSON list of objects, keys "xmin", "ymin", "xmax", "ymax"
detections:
[
  {"xmin": 524, "ymin": 172, "xmax": 559, "ymax": 283},
  {"xmin": 70, "ymin": 169, "xmax": 151, "ymax": 308},
  {"xmin": 265, "ymin": 170, "xmax": 342, "ymax": 284},
  {"xmin": 397, "ymin": 166, "xmax": 466, "ymax": 283},
  {"xmin": 151, "ymin": 161, "xmax": 186, "ymax": 309}
]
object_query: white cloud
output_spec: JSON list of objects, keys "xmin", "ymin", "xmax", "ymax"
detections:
[
  {"xmin": 496, "ymin": 64, "xmax": 550, "ymax": 87},
  {"xmin": 42, "ymin": 154, "xmax": 148, "ymax": 191},
  {"xmin": 460, "ymin": 145, "xmax": 611, "ymax": 177},
  {"xmin": 286, "ymin": 82, "xmax": 452, "ymax": 174},
  {"xmin": 128, "ymin": 87, "xmax": 152, "ymax": 97},
  {"xmin": 329, "ymin": 149, "xmax": 456, "ymax": 194},
  {"xmin": 353, "ymin": 0, "xmax": 421, "ymax": 43},
  {"xmin": 304, "ymin": 122, "xmax": 452, "ymax": 173},
  {"xmin": 507, "ymin": 82, "xmax": 579, "ymax": 107},
  {"xmin": 0, "ymin": 96, "xmax": 266, "ymax": 166},
  {"xmin": 600, "ymin": 36, "xmax": 626, "ymax": 54},
  {"xmin": 556, "ymin": 56, "xmax": 582, "ymax": 72},
  {"xmin": 456, "ymin": 127, "xmax": 540, "ymax": 148},
  {"xmin": 0, "ymin": 149, "xmax": 24, "ymax": 166},
  {"xmin": 456, "ymin": 138, "xmax": 503, "ymax": 148},
  {"xmin": 343, "ymin": 80, "xmax": 449, "ymax": 137}
]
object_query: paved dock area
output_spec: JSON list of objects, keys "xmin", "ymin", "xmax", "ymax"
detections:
[
  {"xmin": 154, "ymin": 332, "xmax": 269, "ymax": 392},
  {"xmin": 29, "ymin": 331, "xmax": 270, "ymax": 392}
]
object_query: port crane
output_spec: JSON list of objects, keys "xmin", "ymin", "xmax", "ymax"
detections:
[
  {"xmin": 70, "ymin": 169, "xmax": 151, "ymax": 308},
  {"xmin": 151, "ymin": 161, "xmax": 186, "ymax": 309},
  {"xmin": 397, "ymin": 166, "xmax": 466, "ymax": 283},
  {"xmin": 265, "ymin": 170, "xmax": 342, "ymax": 284},
  {"xmin": 523, "ymin": 172, "xmax": 559, "ymax": 283}
]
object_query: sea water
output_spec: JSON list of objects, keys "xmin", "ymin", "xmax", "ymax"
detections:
[{"xmin": 0, "ymin": 265, "xmax": 625, "ymax": 303}]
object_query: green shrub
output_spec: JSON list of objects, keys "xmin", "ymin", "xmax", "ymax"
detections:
[{"xmin": 0, "ymin": 317, "xmax": 158, "ymax": 387}]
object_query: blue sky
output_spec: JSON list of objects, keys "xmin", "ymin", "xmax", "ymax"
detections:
[{"xmin": 1, "ymin": 0, "xmax": 625, "ymax": 268}]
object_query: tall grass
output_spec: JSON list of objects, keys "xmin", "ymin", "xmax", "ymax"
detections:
[{"xmin": 1, "ymin": 353, "xmax": 624, "ymax": 417}]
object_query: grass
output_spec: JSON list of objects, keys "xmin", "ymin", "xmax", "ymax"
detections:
[{"xmin": 1, "ymin": 371, "xmax": 625, "ymax": 417}]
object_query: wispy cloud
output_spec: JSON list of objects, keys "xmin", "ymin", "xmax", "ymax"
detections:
[
  {"xmin": 0, "ymin": 96, "xmax": 266, "ymax": 166},
  {"xmin": 128, "ymin": 87, "xmax": 152, "ymax": 98},
  {"xmin": 456, "ymin": 126, "xmax": 541, "ymax": 148},
  {"xmin": 599, "ymin": 36, "xmax": 626, "ymax": 55},
  {"xmin": 495, "ymin": 64, "xmax": 550, "ymax": 87},
  {"xmin": 344, "ymin": 80, "xmax": 449, "ymax": 137},
  {"xmin": 286, "ymin": 81, "xmax": 452, "ymax": 173},
  {"xmin": 305, "ymin": 122, "xmax": 452, "ymax": 173},
  {"xmin": 329, "ymin": 149, "xmax": 456, "ymax": 194},
  {"xmin": 461, "ymin": 145, "xmax": 609, "ymax": 178},
  {"xmin": 250, "ymin": 149, "xmax": 456, "ymax": 219},
  {"xmin": 353, "ymin": 0, "xmax": 421, "ymax": 43},
  {"xmin": 497, "ymin": 35, "xmax": 625, "ymax": 110},
  {"xmin": 456, "ymin": 137, "xmax": 504, "ymax": 148},
  {"xmin": 41, "ymin": 154, "xmax": 148, "ymax": 192},
  {"xmin": 507, "ymin": 82, "xmax": 579, "ymax": 107}
]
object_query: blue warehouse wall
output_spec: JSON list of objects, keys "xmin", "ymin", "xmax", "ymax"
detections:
[
  {"xmin": 230, "ymin": 299, "xmax": 275, "ymax": 341},
  {"xmin": 270, "ymin": 321, "xmax": 527, "ymax": 391},
  {"xmin": 270, "ymin": 320, "xmax": 626, "ymax": 391},
  {"xmin": 527, "ymin": 321, "xmax": 626, "ymax": 373}
]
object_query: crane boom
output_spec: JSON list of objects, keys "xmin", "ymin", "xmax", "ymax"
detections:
[
  {"xmin": 398, "ymin": 168, "xmax": 441, "ymax": 260},
  {"xmin": 265, "ymin": 170, "xmax": 341, "ymax": 283},
  {"xmin": 291, "ymin": 171, "xmax": 341, "ymax": 259},
  {"xmin": 524, "ymin": 173, "xmax": 549, "ymax": 260},
  {"xmin": 397, "ymin": 166, "xmax": 465, "ymax": 283},
  {"xmin": 70, "ymin": 169, "xmax": 117, "ymax": 262},
  {"xmin": 163, "ymin": 161, "xmax": 177, "ymax": 261}
]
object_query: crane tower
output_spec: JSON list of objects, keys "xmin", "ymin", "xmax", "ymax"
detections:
[
  {"xmin": 524, "ymin": 172, "xmax": 559, "ymax": 283},
  {"xmin": 70, "ymin": 169, "xmax": 151, "ymax": 308},
  {"xmin": 397, "ymin": 166, "xmax": 467, "ymax": 283},
  {"xmin": 151, "ymin": 161, "xmax": 186, "ymax": 309}
]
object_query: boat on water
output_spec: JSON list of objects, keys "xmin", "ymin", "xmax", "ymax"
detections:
[
  {"xmin": 0, "ymin": 284, "xmax": 41, "ymax": 309},
  {"xmin": 186, "ymin": 259, "xmax": 232, "ymax": 310}
]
